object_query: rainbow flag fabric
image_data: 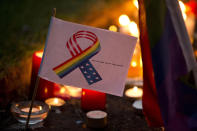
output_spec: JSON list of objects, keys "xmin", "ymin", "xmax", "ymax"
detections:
[{"xmin": 138, "ymin": 0, "xmax": 197, "ymax": 130}]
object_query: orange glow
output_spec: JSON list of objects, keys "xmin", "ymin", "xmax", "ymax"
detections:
[
  {"xmin": 140, "ymin": 57, "xmax": 143, "ymax": 67},
  {"xmin": 66, "ymin": 86, "xmax": 82, "ymax": 98},
  {"xmin": 82, "ymin": 91, "xmax": 86, "ymax": 96},
  {"xmin": 35, "ymin": 51, "xmax": 43, "ymax": 58},
  {"xmin": 127, "ymin": 43, "xmax": 143, "ymax": 78},
  {"xmin": 195, "ymin": 50, "xmax": 197, "ymax": 57},
  {"xmin": 21, "ymin": 107, "xmax": 40, "ymax": 113},
  {"xmin": 60, "ymin": 87, "xmax": 66, "ymax": 94},
  {"xmin": 44, "ymin": 88, "xmax": 48, "ymax": 94}
]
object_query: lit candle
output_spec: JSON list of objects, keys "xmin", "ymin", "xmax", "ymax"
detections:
[
  {"xmin": 81, "ymin": 89, "xmax": 106, "ymax": 111},
  {"xmin": 11, "ymin": 101, "xmax": 49, "ymax": 124},
  {"xmin": 127, "ymin": 43, "xmax": 143, "ymax": 78},
  {"xmin": 125, "ymin": 86, "xmax": 143, "ymax": 98},
  {"xmin": 45, "ymin": 97, "xmax": 65, "ymax": 107},
  {"xmin": 29, "ymin": 51, "xmax": 55, "ymax": 100},
  {"xmin": 21, "ymin": 106, "xmax": 41, "ymax": 113},
  {"xmin": 66, "ymin": 86, "xmax": 82, "ymax": 98}
]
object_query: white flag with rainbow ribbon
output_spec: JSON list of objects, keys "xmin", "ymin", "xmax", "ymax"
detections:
[{"xmin": 39, "ymin": 17, "xmax": 137, "ymax": 96}]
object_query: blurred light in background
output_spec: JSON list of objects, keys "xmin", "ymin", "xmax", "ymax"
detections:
[
  {"xmin": 119, "ymin": 14, "xmax": 130, "ymax": 26},
  {"xmin": 128, "ymin": 21, "xmax": 139, "ymax": 37},
  {"xmin": 179, "ymin": 0, "xmax": 187, "ymax": 20},
  {"xmin": 109, "ymin": 25, "xmax": 118, "ymax": 32}
]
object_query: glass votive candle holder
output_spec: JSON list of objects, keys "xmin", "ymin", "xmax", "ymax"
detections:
[{"xmin": 11, "ymin": 101, "xmax": 49, "ymax": 124}]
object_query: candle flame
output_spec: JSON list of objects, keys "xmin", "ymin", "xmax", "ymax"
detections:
[
  {"xmin": 131, "ymin": 61, "xmax": 137, "ymax": 67},
  {"xmin": 133, "ymin": 0, "xmax": 138, "ymax": 9},
  {"xmin": 35, "ymin": 52, "xmax": 43, "ymax": 58},
  {"xmin": 38, "ymin": 106, "xmax": 42, "ymax": 110},
  {"xmin": 133, "ymin": 86, "xmax": 138, "ymax": 92},
  {"xmin": 54, "ymin": 98, "xmax": 59, "ymax": 104}
]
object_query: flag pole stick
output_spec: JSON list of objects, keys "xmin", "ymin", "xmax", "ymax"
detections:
[
  {"xmin": 52, "ymin": 8, "xmax": 56, "ymax": 17},
  {"xmin": 25, "ymin": 77, "xmax": 40, "ymax": 129},
  {"xmin": 25, "ymin": 8, "xmax": 56, "ymax": 130}
]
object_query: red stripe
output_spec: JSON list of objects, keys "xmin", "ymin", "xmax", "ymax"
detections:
[
  {"xmin": 69, "ymin": 38, "xmax": 79, "ymax": 54},
  {"xmin": 66, "ymin": 41, "xmax": 74, "ymax": 57},
  {"xmin": 75, "ymin": 36, "xmax": 96, "ymax": 43},
  {"xmin": 75, "ymin": 33, "xmax": 96, "ymax": 40},
  {"xmin": 75, "ymin": 31, "xmax": 97, "ymax": 38},
  {"xmin": 73, "ymin": 35, "xmax": 82, "ymax": 52}
]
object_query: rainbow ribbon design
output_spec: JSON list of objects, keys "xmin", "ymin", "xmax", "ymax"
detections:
[{"xmin": 53, "ymin": 30, "xmax": 102, "ymax": 85}]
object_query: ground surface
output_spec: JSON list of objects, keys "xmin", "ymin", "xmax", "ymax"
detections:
[{"xmin": 0, "ymin": 89, "xmax": 162, "ymax": 131}]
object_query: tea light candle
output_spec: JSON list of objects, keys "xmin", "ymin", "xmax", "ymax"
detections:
[
  {"xmin": 86, "ymin": 110, "xmax": 107, "ymax": 128},
  {"xmin": 125, "ymin": 86, "xmax": 143, "ymax": 98},
  {"xmin": 45, "ymin": 97, "xmax": 65, "ymax": 108},
  {"xmin": 21, "ymin": 107, "xmax": 41, "ymax": 113}
]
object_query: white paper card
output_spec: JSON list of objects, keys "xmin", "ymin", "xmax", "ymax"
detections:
[{"xmin": 39, "ymin": 17, "xmax": 137, "ymax": 96}]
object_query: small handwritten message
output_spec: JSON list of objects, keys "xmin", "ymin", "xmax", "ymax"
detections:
[{"xmin": 92, "ymin": 59, "xmax": 124, "ymax": 67}]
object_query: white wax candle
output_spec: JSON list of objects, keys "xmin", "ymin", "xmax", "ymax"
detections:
[{"xmin": 86, "ymin": 110, "xmax": 107, "ymax": 128}]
